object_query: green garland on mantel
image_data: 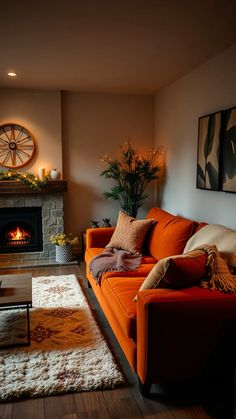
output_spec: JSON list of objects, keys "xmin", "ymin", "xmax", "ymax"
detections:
[{"xmin": 0, "ymin": 170, "xmax": 49, "ymax": 191}]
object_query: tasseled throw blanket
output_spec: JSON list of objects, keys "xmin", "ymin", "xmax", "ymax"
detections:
[
  {"xmin": 170, "ymin": 244, "xmax": 236, "ymax": 293},
  {"xmin": 89, "ymin": 248, "xmax": 142, "ymax": 284},
  {"xmin": 200, "ymin": 244, "xmax": 236, "ymax": 293}
]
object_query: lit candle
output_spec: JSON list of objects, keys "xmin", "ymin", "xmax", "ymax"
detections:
[{"xmin": 38, "ymin": 168, "xmax": 45, "ymax": 180}]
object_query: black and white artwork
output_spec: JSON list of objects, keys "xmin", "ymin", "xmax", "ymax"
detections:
[
  {"xmin": 196, "ymin": 111, "xmax": 222, "ymax": 191},
  {"xmin": 221, "ymin": 107, "xmax": 236, "ymax": 193}
]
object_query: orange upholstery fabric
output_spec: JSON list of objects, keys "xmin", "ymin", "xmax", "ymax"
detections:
[
  {"xmin": 102, "ymin": 277, "xmax": 143, "ymax": 339},
  {"xmin": 85, "ymin": 207, "xmax": 236, "ymax": 390},
  {"xmin": 86, "ymin": 263, "xmax": 138, "ymax": 370},
  {"xmin": 86, "ymin": 227, "xmax": 115, "ymax": 248},
  {"xmin": 146, "ymin": 207, "xmax": 171, "ymax": 222},
  {"xmin": 85, "ymin": 247, "xmax": 104, "ymax": 260},
  {"xmin": 136, "ymin": 286, "xmax": 236, "ymax": 385},
  {"xmin": 100, "ymin": 264, "xmax": 155, "ymax": 281},
  {"xmin": 141, "ymin": 255, "xmax": 157, "ymax": 264},
  {"xmin": 146, "ymin": 207, "xmax": 198, "ymax": 260}
]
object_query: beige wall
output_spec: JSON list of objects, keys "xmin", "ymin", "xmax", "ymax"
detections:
[
  {"xmin": 0, "ymin": 89, "xmax": 155, "ymax": 251},
  {"xmin": 0, "ymin": 89, "xmax": 62, "ymax": 175},
  {"xmin": 155, "ymin": 43, "xmax": 236, "ymax": 229},
  {"xmin": 61, "ymin": 92, "xmax": 155, "ymax": 242}
]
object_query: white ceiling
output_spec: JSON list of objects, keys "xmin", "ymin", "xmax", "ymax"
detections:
[{"xmin": 1, "ymin": 0, "xmax": 236, "ymax": 94}]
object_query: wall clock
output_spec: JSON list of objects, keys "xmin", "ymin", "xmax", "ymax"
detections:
[{"xmin": 0, "ymin": 123, "xmax": 36, "ymax": 169}]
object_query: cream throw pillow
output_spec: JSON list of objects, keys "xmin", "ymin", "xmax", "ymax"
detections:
[
  {"xmin": 106, "ymin": 210, "xmax": 155, "ymax": 254},
  {"xmin": 184, "ymin": 224, "xmax": 236, "ymax": 267}
]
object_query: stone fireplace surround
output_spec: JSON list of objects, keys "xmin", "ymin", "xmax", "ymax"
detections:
[{"xmin": 0, "ymin": 180, "xmax": 76, "ymax": 269}]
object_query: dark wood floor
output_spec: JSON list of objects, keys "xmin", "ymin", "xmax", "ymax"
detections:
[{"xmin": 0, "ymin": 263, "xmax": 234, "ymax": 419}]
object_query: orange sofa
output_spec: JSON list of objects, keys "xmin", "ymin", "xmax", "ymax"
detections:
[{"xmin": 85, "ymin": 207, "xmax": 236, "ymax": 395}]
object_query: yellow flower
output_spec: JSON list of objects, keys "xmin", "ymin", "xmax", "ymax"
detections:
[{"xmin": 50, "ymin": 232, "xmax": 72, "ymax": 246}]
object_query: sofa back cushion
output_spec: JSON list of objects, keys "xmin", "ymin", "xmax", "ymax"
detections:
[{"xmin": 146, "ymin": 207, "xmax": 198, "ymax": 260}]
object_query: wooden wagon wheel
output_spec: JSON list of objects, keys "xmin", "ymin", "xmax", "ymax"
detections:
[{"xmin": 0, "ymin": 123, "xmax": 36, "ymax": 169}]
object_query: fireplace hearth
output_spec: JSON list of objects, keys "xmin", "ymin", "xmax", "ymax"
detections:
[
  {"xmin": 0, "ymin": 181, "xmax": 68, "ymax": 266},
  {"xmin": 0, "ymin": 207, "xmax": 43, "ymax": 253}
]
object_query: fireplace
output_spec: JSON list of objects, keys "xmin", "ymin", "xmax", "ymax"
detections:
[
  {"xmin": 0, "ymin": 207, "xmax": 43, "ymax": 253},
  {"xmin": 0, "ymin": 181, "xmax": 67, "ymax": 264}
]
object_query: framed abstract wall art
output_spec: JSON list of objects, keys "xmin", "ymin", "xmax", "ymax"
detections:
[
  {"xmin": 221, "ymin": 106, "xmax": 236, "ymax": 193},
  {"xmin": 196, "ymin": 111, "xmax": 222, "ymax": 191}
]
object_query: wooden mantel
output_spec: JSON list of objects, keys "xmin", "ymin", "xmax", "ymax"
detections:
[{"xmin": 0, "ymin": 180, "xmax": 68, "ymax": 194}]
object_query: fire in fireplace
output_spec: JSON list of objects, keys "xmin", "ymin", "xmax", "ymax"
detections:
[
  {"xmin": 0, "ymin": 207, "xmax": 43, "ymax": 253},
  {"xmin": 6, "ymin": 225, "xmax": 31, "ymax": 246}
]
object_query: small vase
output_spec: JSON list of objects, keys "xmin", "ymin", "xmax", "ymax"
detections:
[
  {"xmin": 50, "ymin": 169, "xmax": 61, "ymax": 181},
  {"xmin": 55, "ymin": 244, "xmax": 72, "ymax": 263}
]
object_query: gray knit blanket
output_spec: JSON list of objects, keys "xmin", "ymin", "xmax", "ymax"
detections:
[{"xmin": 89, "ymin": 247, "xmax": 142, "ymax": 284}]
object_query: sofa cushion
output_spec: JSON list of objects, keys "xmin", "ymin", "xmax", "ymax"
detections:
[
  {"xmin": 146, "ymin": 207, "xmax": 171, "ymax": 222},
  {"xmin": 98, "ymin": 264, "xmax": 155, "ymax": 286},
  {"xmin": 106, "ymin": 210, "xmax": 155, "ymax": 254},
  {"xmin": 86, "ymin": 227, "xmax": 115, "ymax": 248},
  {"xmin": 102, "ymin": 277, "xmax": 144, "ymax": 339},
  {"xmin": 134, "ymin": 250, "xmax": 207, "ymax": 300},
  {"xmin": 184, "ymin": 223, "xmax": 236, "ymax": 267},
  {"xmin": 85, "ymin": 247, "xmax": 104, "ymax": 260},
  {"xmin": 141, "ymin": 255, "xmax": 157, "ymax": 264},
  {"xmin": 146, "ymin": 207, "xmax": 198, "ymax": 260}
]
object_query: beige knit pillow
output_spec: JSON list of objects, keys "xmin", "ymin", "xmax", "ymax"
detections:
[
  {"xmin": 184, "ymin": 224, "xmax": 236, "ymax": 267},
  {"xmin": 106, "ymin": 211, "xmax": 155, "ymax": 254}
]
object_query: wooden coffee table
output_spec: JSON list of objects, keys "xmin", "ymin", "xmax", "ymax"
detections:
[{"xmin": 0, "ymin": 273, "xmax": 32, "ymax": 348}]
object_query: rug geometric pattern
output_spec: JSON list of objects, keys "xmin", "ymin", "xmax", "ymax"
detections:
[{"xmin": 0, "ymin": 274, "xmax": 124, "ymax": 401}]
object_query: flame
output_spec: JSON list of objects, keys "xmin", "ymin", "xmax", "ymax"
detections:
[{"xmin": 7, "ymin": 226, "xmax": 31, "ymax": 241}]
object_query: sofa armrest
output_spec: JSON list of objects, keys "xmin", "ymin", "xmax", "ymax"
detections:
[
  {"xmin": 86, "ymin": 227, "xmax": 115, "ymax": 248},
  {"xmin": 136, "ymin": 288, "xmax": 236, "ymax": 386}
]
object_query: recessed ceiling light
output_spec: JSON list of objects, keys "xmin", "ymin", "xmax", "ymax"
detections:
[{"xmin": 8, "ymin": 72, "xmax": 17, "ymax": 77}]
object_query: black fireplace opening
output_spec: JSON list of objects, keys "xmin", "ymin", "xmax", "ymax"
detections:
[{"xmin": 0, "ymin": 207, "xmax": 43, "ymax": 253}]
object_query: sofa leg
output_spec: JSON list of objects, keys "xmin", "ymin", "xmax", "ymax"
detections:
[{"xmin": 138, "ymin": 378, "xmax": 151, "ymax": 397}]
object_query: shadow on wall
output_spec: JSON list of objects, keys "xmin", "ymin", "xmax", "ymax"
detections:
[
  {"xmin": 64, "ymin": 173, "xmax": 167, "ymax": 252},
  {"xmin": 153, "ymin": 165, "xmax": 167, "ymax": 209},
  {"xmin": 63, "ymin": 180, "xmax": 113, "ymax": 242}
]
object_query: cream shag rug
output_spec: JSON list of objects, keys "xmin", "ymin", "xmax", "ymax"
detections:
[{"xmin": 0, "ymin": 274, "xmax": 124, "ymax": 401}]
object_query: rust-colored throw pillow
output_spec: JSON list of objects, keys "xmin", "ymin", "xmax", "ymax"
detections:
[
  {"xmin": 134, "ymin": 249, "xmax": 207, "ymax": 300},
  {"xmin": 106, "ymin": 211, "xmax": 155, "ymax": 254}
]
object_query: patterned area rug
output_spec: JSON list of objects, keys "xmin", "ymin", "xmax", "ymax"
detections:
[{"xmin": 0, "ymin": 274, "xmax": 124, "ymax": 401}]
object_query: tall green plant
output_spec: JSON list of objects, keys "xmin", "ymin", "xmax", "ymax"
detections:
[{"xmin": 100, "ymin": 142, "xmax": 162, "ymax": 218}]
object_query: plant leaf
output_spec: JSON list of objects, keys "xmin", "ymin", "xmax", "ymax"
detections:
[
  {"xmin": 197, "ymin": 164, "xmax": 205, "ymax": 187},
  {"xmin": 224, "ymin": 109, "xmax": 232, "ymax": 131},
  {"xmin": 204, "ymin": 114, "xmax": 215, "ymax": 160},
  {"xmin": 223, "ymin": 125, "xmax": 236, "ymax": 180},
  {"xmin": 206, "ymin": 161, "xmax": 218, "ymax": 190}
]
